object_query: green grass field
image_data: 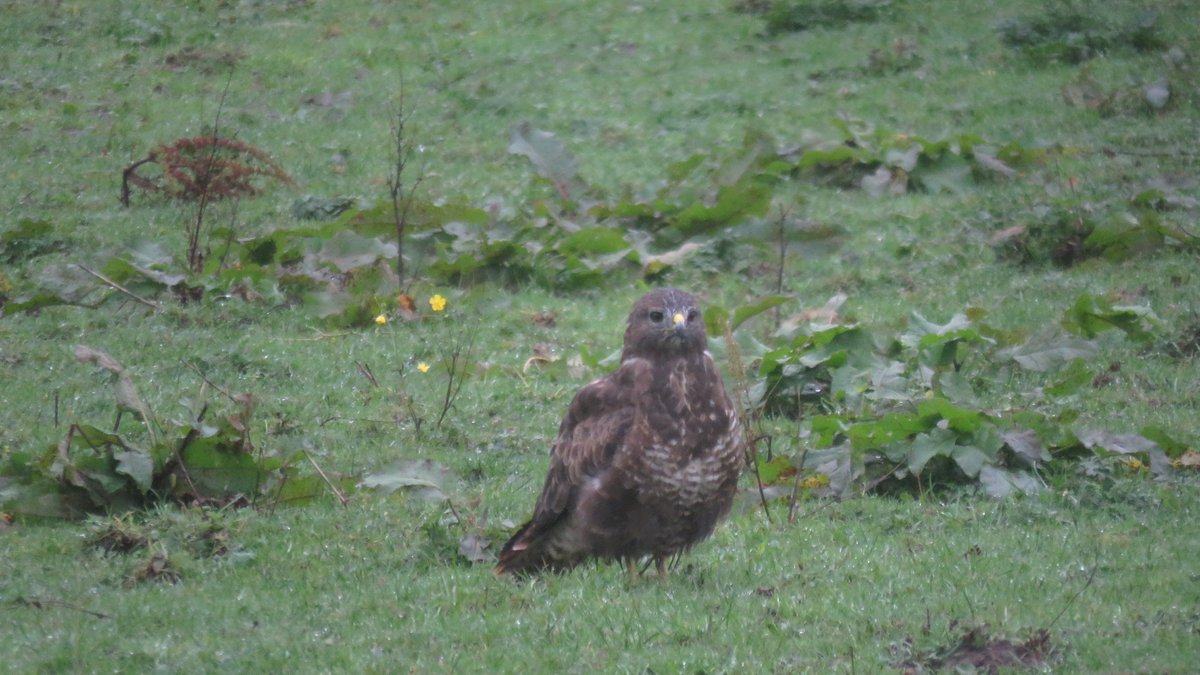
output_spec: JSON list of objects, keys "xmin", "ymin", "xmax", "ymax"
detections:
[{"xmin": 2, "ymin": 0, "xmax": 1199, "ymax": 671}]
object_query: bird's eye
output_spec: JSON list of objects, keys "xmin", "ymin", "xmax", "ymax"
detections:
[
  {"xmin": 687, "ymin": 309, "xmax": 699, "ymax": 322},
  {"xmin": 649, "ymin": 310, "xmax": 664, "ymax": 323}
]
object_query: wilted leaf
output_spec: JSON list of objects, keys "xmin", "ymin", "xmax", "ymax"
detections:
[
  {"xmin": 314, "ymin": 230, "xmax": 396, "ymax": 273},
  {"xmin": 1077, "ymin": 429, "xmax": 1170, "ymax": 475},
  {"xmin": 978, "ymin": 465, "xmax": 1043, "ymax": 498},
  {"xmin": 1143, "ymin": 78, "xmax": 1169, "ymax": 109},
  {"xmin": 1003, "ymin": 334, "xmax": 1097, "ymax": 372},
  {"xmin": 907, "ymin": 428, "xmax": 957, "ymax": 475},
  {"xmin": 113, "ymin": 450, "xmax": 154, "ymax": 494},
  {"xmin": 731, "ymin": 295, "xmax": 790, "ymax": 332},
  {"xmin": 1061, "ymin": 293, "xmax": 1159, "ymax": 343},
  {"xmin": 74, "ymin": 345, "xmax": 125, "ymax": 374},
  {"xmin": 1002, "ymin": 429, "xmax": 1049, "ymax": 466},
  {"xmin": 951, "ymin": 444, "xmax": 992, "ymax": 478},
  {"xmin": 458, "ymin": 532, "xmax": 491, "ymax": 563},
  {"xmin": 508, "ymin": 122, "xmax": 583, "ymax": 199},
  {"xmin": 359, "ymin": 459, "xmax": 457, "ymax": 502}
]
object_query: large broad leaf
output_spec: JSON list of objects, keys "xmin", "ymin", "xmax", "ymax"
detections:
[
  {"xmin": 178, "ymin": 431, "xmax": 265, "ymax": 497},
  {"xmin": 907, "ymin": 428, "xmax": 958, "ymax": 475},
  {"xmin": 950, "ymin": 444, "xmax": 991, "ymax": 478},
  {"xmin": 1061, "ymin": 293, "xmax": 1159, "ymax": 343},
  {"xmin": 1002, "ymin": 429, "xmax": 1049, "ymax": 466},
  {"xmin": 979, "ymin": 465, "xmax": 1043, "ymax": 498},
  {"xmin": 1002, "ymin": 334, "xmax": 1097, "ymax": 372},
  {"xmin": 313, "ymin": 230, "xmax": 396, "ymax": 273},
  {"xmin": 5, "ymin": 264, "xmax": 103, "ymax": 314},
  {"xmin": 113, "ymin": 450, "xmax": 154, "ymax": 494},
  {"xmin": 1077, "ymin": 429, "xmax": 1171, "ymax": 475},
  {"xmin": 731, "ymin": 295, "xmax": 790, "ymax": 332},
  {"xmin": 359, "ymin": 459, "xmax": 457, "ymax": 502},
  {"xmin": 666, "ymin": 182, "xmax": 773, "ymax": 239},
  {"xmin": 508, "ymin": 122, "xmax": 584, "ymax": 199},
  {"xmin": 917, "ymin": 397, "xmax": 984, "ymax": 433}
]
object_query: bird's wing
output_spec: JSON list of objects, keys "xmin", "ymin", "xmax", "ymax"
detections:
[
  {"xmin": 505, "ymin": 358, "xmax": 647, "ymax": 549},
  {"xmin": 535, "ymin": 358, "xmax": 647, "ymax": 523}
]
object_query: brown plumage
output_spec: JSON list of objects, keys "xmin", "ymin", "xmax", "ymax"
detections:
[{"xmin": 496, "ymin": 288, "xmax": 743, "ymax": 577}]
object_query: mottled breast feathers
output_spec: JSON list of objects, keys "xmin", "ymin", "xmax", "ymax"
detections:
[{"xmin": 496, "ymin": 288, "xmax": 743, "ymax": 576}]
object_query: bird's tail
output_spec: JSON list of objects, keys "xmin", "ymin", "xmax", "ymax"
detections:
[{"xmin": 494, "ymin": 520, "xmax": 570, "ymax": 576}]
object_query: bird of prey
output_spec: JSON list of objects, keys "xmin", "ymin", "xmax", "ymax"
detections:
[{"xmin": 497, "ymin": 288, "xmax": 743, "ymax": 577}]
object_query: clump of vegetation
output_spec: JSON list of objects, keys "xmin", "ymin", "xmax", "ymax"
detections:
[
  {"xmin": 995, "ymin": 7, "xmax": 1166, "ymax": 64},
  {"xmin": 120, "ymin": 135, "xmax": 293, "ymax": 207},
  {"xmin": 737, "ymin": 0, "xmax": 892, "ymax": 36},
  {"xmin": 738, "ymin": 293, "xmax": 1174, "ymax": 501},
  {"xmin": 990, "ymin": 186, "xmax": 1199, "ymax": 267},
  {"xmin": 0, "ymin": 346, "xmax": 345, "ymax": 518}
]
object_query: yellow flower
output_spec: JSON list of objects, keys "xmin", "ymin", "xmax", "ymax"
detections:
[
  {"xmin": 417, "ymin": 362, "xmax": 431, "ymax": 373},
  {"xmin": 374, "ymin": 313, "xmax": 388, "ymax": 325},
  {"xmin": 429, "ymin": 294, "xmax": 447, "ymax": 312}
]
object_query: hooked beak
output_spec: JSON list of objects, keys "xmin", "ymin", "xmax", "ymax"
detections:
[{"xmin": 672, "ymin": 311, "xmax": 686, "ymax": 336}]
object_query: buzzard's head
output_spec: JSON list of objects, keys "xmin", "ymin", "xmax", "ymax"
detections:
[{"xmin": 621, "ymin": 288, "xmax": 707, "ymax": 359}]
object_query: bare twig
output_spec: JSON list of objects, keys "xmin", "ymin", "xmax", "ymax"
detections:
[
  {"xmin": 387, "ymin": 82, "xmax": 428, "ymax": 287},
  {"xmin": 305, "ymin": 452, "xmax": 348, "ymax": 507},
  {"xmin": 1048, "ymin": 551, "xmax": 1100, "ymax": 630},
  {"xmin": 723, "ymin": 318, "xmax": 773, "ymax": 523},
  {"xmin": 12, "ymin": 597, "xmax": 111, "ymax": 620},
  {"xmin": 120, "ymin": 155, "xmax": 158, "ymax": 207},
  {"xmin": 75, "ymin": 264, "xmax": 162, "ymax": 311},
  {"xmin": 355, "ymin": 360, "xmax": 379, "ymax": 388},
  {"xmin": 188, "ymin": 71, "xmax": 236, "ymax": 273},
  {"xmin": 435, "ymin": 333, "xmax": 474, "ymax": 430}
]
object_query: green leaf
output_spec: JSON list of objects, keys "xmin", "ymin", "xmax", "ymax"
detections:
[
  {"xmin": 560, "ymin": 227, "xmax": 630, "ymax": 256},
  {"xmin": 359, "ymin": 459, "xmax": 457, "ymax": 502},
  {"xmin": 756, "ymin": 455, "xmax": 794, "ymax": 485},
  {"xmin": 1003, "ymin": 334, "xmax": 1097, "ymax": 372},
  {"xmin": 978, "ymin": 465, "xmax": 1043, "ymax": 498},
  {"xmin": 313, "ymin": 230, "xmax": 396, "ymax": 273},
  {"xmin": 704, "ymin": 305, "xmax": 731, "ymax": 339},
  {"xmin": 1002, "ymin": 429, "xmax": 1049, "ymax": 466},
  {"xmin": 508, "ymin": 122, "xmax": 584, "ymax": 198},
  {"xmin": 1045, "ymin": 358, "xmax": 1093, "ymax": 397},
  {"xmin": 1077, "ymin": 429, "xmax": 1171, "ymax": 475},
  {"xmin": 113, "ymin": 450, "xmax": 154, "ymax": 494},
  {"xmin": 951, "ymin": 444, "xmax": 991, "ymax": 477},
  {"xmin": 668, "ymin": 181, "xmax": 773, "ymax": 238},
  {"xmin": 917, "ymin": 397, "xmax": 983, "ymax": 433},
  {"xmin": 908, "ymin": 428, "xmax": 957, "ymax": 475},
  {"xmin": 1061, "ymin": 293, "xmax": 1159, "ymax": 343},
  {"xmin": 731, "ymin": 295, "xmax": 789, "ymax": 332}
]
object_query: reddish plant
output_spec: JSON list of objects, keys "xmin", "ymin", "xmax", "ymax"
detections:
[{"xmin": 121, "ymin": 136, "xmax": 294, "ymax": 206}]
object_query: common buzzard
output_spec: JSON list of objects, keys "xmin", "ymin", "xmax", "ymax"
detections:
[{"xmin": 496, "ymin": 288, "xmax": 743, "ymax": 577}]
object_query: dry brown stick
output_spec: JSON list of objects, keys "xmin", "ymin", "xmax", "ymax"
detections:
[
  {"xmin": 723, "ymin": 318, "xmax": 773, "ymax": 524},
  {"xmin": 306, "ymin": 452, "xmax": 347, "ymax": 507},
  {"xmin": 75, "ymin": 264, "xmax": 162, "ymax": 311},
  {"xmin": 13, "ymin": 597, "xmax": 111, "ymax": 619}
]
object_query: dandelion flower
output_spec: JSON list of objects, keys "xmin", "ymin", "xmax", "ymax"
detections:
[
  {"xmin": 417, "ymin": 362, "xmax": 431, "ymax": 373},
  {"xmin": 429, "ymin": 294, "xmax": 447, "ymax": 312},
  {"xmin": 374, "ymin": 313, "xmax": 388, "ymax": 325}
]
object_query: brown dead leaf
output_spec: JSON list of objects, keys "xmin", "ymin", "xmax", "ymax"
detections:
[
  {"xmin": 1173, "ymin": 449, "xmax": 1200, "ymax": 469},
  {"xmin": 531, "ymin": 310, "xmax": 556, "ymax": 328},
  {"xmin": 74, "ymin": 345, "xmax": 124, "ymax": 373},
  {"xmin": 989, "ymin": 225, "xmax": 1026, "ymax": 244},
  {"xmin": 523, "ymin": 343, "xmax": 559, "ymax": 372},
  {"xmin": 779, "ymin": 294, "xmax": 848, "ymax": 335}
]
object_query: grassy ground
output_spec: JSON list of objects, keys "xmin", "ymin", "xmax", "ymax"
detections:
[{"xmin": 2, "ymin": 0, "xmax": 1199, "ymax": 671}]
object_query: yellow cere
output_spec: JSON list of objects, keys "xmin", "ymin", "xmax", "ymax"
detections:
[
  {"xmin": 417, "ymin": 362, "xmax": 431, "ymax": 373},
  {"xmin": 672, "ymin": 312, "xmax": 685, "ymax": 325},
  {"xmin": 429, "ymin": 294, "xmax": 447, "ymax": 312}
]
